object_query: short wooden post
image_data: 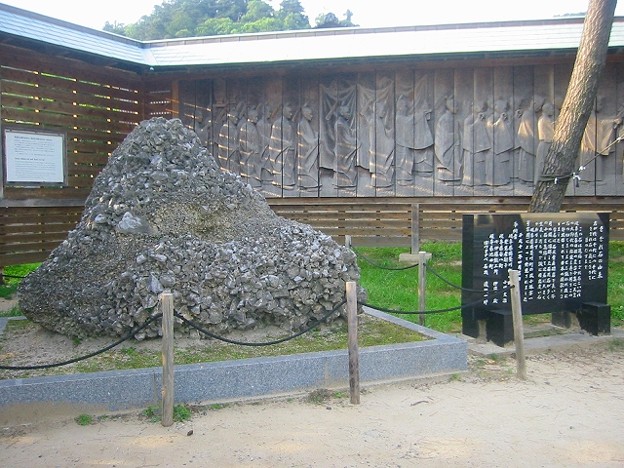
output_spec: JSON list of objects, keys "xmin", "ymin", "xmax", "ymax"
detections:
[
  {"xmin": 345, "ymin": 235, "xmax": 352, "ymax": 249},
  {"xmin": 418, "ymin": 251, "xmax": 431, "ymax": 326},
  {"xmin": 508, "ymin": 270, "xmax": 527, "ymax": 380},
  {"xmin": 411, "ymin": 204, "xmax": 420, "ymax": 254},
  {"xmin": 346, "ymin": 281, "xmax": 360, "ymax": 404},
  {"xmin": 160, "ymin": 291, "xmax": 175, "ymax": 426}
]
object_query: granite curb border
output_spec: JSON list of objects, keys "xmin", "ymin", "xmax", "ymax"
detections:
[{"xmin": 0, "ymin": 308, "xmax": 468, "ymax": 413}]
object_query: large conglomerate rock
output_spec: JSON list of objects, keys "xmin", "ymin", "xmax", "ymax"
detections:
[{"xmin": 19, "ymin": 118, "xmax": 364, "ymax": 340}]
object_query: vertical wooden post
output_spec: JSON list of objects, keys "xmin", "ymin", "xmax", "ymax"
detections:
[
  {"xmin": 346, "ymin": 281, "xmax": 360, "ymax": 404},
  {"xmin": 415, "ymin": 251, "xmax": 432, "ymax": 326},
  {"xmin": 508, "ymin": 270, "xmax": 527, "ymax": 380},
  {"xmin": 418, "ymin": 251, "xmax": 427, "ymax": 325},
  {"xmin": 160, "ymin": 291, "xmax": 175, "ymax": 426},
  {"xmin": 411, "ymin": 204, "xmax": 420, "ymax": 255},
  {"xmin": 345, "ymin": 235, "xmax": 352, "ymax": 249}
]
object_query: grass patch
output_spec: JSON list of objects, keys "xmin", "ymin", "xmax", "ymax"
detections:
[
  {"xmin": 0, "ymin": 313, "xmax": 425, "ymax": 379},
  {"xmin": 72, "ymin": 314, "xmax": 424, "ymax": 373},
  {"xmin": 74, "ymin": 414, "xmax": 95, "ymax": 426},
  {"xmin": 2, "ymin": 239, "xmax": 623, "ymax": 377},
  {"xmin": 142, "ymin": 403, "xmax": 192, "ymax": 423},
  {"xmin": 355, "ymin": 241, "xmax": 463, "ymax": 333},
  {"xmin": 0, "ymin": 264, "xmax": 39, "ymax": 299},
  {"xmin": 356, "ymin": 240, "xmax": 624, "ymax": 332},
  {"xmin": 0, "ymin": 306, "xmax": 23, "ymax": 318}
]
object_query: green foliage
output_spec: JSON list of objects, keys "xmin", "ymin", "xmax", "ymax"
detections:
[
  {"xmin": 75, "ymin": 414, "xmax": 95, "ymax": 426},
  {"xmin": 208, "ymin": 403, "xmax": 229, "ymax": 410},
  {"xmin": 355, "ymin": 243, "xmax": 463, "ymax": 333},
  {"xmin": 608, "ymin": 241, "xmax": 624, "ymax": 326},
  {"xmin": 0, "ymin": 306, "xmax": 23, "ymax": 318},
  {"xmin": 142, "ymin": 403, "xmax": 191, "ymax": 423},
  {"xmin": 0, "ymin": 314, "xmax": 421, "ymax": 379},
  {"xmin": 173, "ymin": 404, "xmax": 192, "ymax": 422},
  {"xmin": 102, "ymin": 0, "xmax": 353, "ymax": 40},
  {"xmin": 143, "ymin": 404, "xmax": 160, "ymax": 422},
  {"xmin": 356, "ymin": 241, "xmax": 624, "ymax": 332},
  {"xmin": 0, "ymin": 263, "xmax": 39, "ymax": 299},
  {"xmin": 314, "ymin": 10, "xmax": 357, "ymax": 28}
]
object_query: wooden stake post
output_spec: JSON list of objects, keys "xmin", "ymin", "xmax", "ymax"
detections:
[
  {"xmin": 160, "ymin": 291, "xmax": 175, "ymax": 426},
  {"xmin": 346, "ymin": 281, "xmax": 360, "ymax": 404},
  {"xmin": 508, "ymin": 270, "xmax": 527, "ymax": 380},
  {"xmin": 411, "ymin": 203, "xmax": 420, "ymax": 254},
  {"xmin": 417, "ymin": 251, "xmax": 431, "ymax": 325}
]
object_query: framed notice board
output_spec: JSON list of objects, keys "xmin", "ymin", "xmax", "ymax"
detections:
[{"xmin": 2, "ymin": 126, "xmax": 67, "ymax": 186}]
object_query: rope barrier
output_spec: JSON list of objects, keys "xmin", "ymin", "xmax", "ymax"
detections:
[
  {"xmin": 0, "ymin": 250, "xmax": 512, "ymax": 371},
  {"xmin": 0, "ymin": 313, "xmax": 162, "ymax": 370},
  {"xmin": 361, "ymin": 285, "xmax": 514, "ymax": 316},
  {"xmin": 173, "ymin": 299, "xmax": 346, "ymax": 347},
  {"xmin": 1, "ymin": 274, "xmax": 28, "ymax": 280},
  {"xmin": 426, "ymin": 263, "xmax": 484, "ymax": 293}
]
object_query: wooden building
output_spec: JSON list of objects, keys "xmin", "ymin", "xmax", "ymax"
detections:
[{"xmin": 1, "ymin": 4, "xmax": 624, "ymax": 265}]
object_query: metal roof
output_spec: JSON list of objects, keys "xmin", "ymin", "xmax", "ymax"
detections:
[
  {"xmin": 2, "ymin": 3, "xmax": 624, "ymax": 70},
  {"xmin": 0, "ymin": 3, "xmax": 148, "ymax": 65}
]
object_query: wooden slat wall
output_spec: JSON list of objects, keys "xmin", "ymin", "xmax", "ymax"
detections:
[
  {"xmin": 268, "ymin": 197, "xmax": 624, "ymax": 247},
  {"xmin": 3, "ymin": 197, "xmax": 622, "ymax": 267},
  {"xmin": 1, "ymin": 45, "xmax": 623, "ymax": 268},
  {"xmin": 0, "ymin": 205, "xmax": 83, "ymax": 265},
  {"xmin": 0, "ymin": 44, "xmax": 144, "ymax": 201}
]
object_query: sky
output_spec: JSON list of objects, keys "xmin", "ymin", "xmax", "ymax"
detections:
[{"xmin": 2, "ymin": 0, "xmax": 624, "ymax": 31}]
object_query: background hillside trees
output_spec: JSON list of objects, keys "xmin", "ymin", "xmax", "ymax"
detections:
[{"xmin": 104, "ymin": 0, "xmax": 356, "ymax": 39}]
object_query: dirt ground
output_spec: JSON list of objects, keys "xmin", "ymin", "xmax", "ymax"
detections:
[{"xmin": 1, "ymin": 296, "xmax": 624, "ymax": 467}]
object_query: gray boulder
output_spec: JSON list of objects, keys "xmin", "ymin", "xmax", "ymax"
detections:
[{"xmin": 18, "ymin": 117, "xmax": 364, "ymax": 340}]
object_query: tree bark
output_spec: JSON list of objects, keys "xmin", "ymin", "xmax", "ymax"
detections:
[{"xmin": 529, "ymin": 0, "xmax": 617, "ymax": 213}]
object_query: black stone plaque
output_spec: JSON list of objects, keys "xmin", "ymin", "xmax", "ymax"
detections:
[{"xmin": 461, "ymin": 212, "xmax": 609, "ymax": 344}]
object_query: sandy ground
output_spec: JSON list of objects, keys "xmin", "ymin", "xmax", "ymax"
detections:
[
  {"xmin": 1, "ymin": 344, "xmax": 623, "ymax": 466},
  {"xmin": 1, "ymin": 295, "xmax": 624, "ymax": 467}
]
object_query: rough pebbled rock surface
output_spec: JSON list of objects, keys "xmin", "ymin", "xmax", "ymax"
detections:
[{"xmin": 19, "ymin": 118, "xmax": 364, "ymax": 340}]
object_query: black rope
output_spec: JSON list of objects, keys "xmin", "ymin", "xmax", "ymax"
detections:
[
  {"xmin": 361, "ymin": 301, "xmax": 465, "ymax": 315},
  {"xmin": 426, "ymin": 263, "xmax": 484, "ymax": 293},
  {"xmin": 361, "ymin": 285, "xmax": 514, "ymax": 316},
  {"xmin": 1, "ymin": 274, "xmax": 28, "ymax": 279},
  {"xmin": 0, "ymin": 313, "xmax": 163, "ymax": 371},
  {"xmin": 355, "ymin": 252, "xmax": 419, "ymax": 271},
  {"xmin": 174, "ymin": 300, "xmax": 346, "ymax": 347}
]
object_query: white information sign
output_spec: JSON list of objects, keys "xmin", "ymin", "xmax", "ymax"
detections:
[{"xmin": 4, "ymin": 128, "xmax": 65, "ymax": 184}]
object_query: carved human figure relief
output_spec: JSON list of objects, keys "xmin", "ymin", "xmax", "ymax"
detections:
[
  {"xmin": 434, "ymin": 96, "xmax": 462, "ymax": 183},
  {"xmin": 462, "ymin": 101, "xmax": 491, "ymax": 186},
  {"xmin": 535, "ymin": 101, "xmax": 555, "ymax": 185},
  {"xmin": 412, "ymin": 89, "xmax": 434, "ymax": 178},
  {"xmin": 238, "ymin": 106, "xmax": 262, "ymax": 188},
  {"xmin": 269, "ymin": 104, "xmax": 297, "ymax": 189},
  {"xmin": 256, "ymin": 103, "xmax": 273, "ymax": 184},
  {"xmin": 357, "ymin": 89, "xmax": 376, "ymax": 174},
  {"xmin": 487, "ymin": 98, "xmax": 513, "ymax": 186},
  {"xmin": 374, "ymin": 100, "xmax": 395, "ymax": 189},
  {"xmin": 515, "ymin": 97, "xmax": 543, "ymax": 184},
  {"xmin": 335, "ymin": 105, "xmax": 358, "ymax": 189},
  {"xmin": 217, "ymin": 110, "xmax": 240, "ymax": 173},
  {"xmin": 297, "ymin": 104, "xmax": 320, "ymax": 192},
  {"xmin": 195, "ymin": 109, "xmax": 211, "ymax": 147},
  {"xmin": 395, "ymin": 95, "xmax": 414, "ymax": 186},
  {"xmin": 578, "ymin": 96, "xmax": 622, "ymax": 182}
]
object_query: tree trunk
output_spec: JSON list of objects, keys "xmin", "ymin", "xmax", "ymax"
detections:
[{"xmin": 529, "ymin": 0, "xmax": 617, "ymax": 213}]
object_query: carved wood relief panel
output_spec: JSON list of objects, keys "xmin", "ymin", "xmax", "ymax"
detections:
[{"xmin": 179, "ymin": 63, "xmax": 624, "ymax": 197}]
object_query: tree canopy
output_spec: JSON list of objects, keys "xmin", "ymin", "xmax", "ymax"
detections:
[{"xmin": 104, "ymin": 0, "xmax": 357, "ymax": 40}]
